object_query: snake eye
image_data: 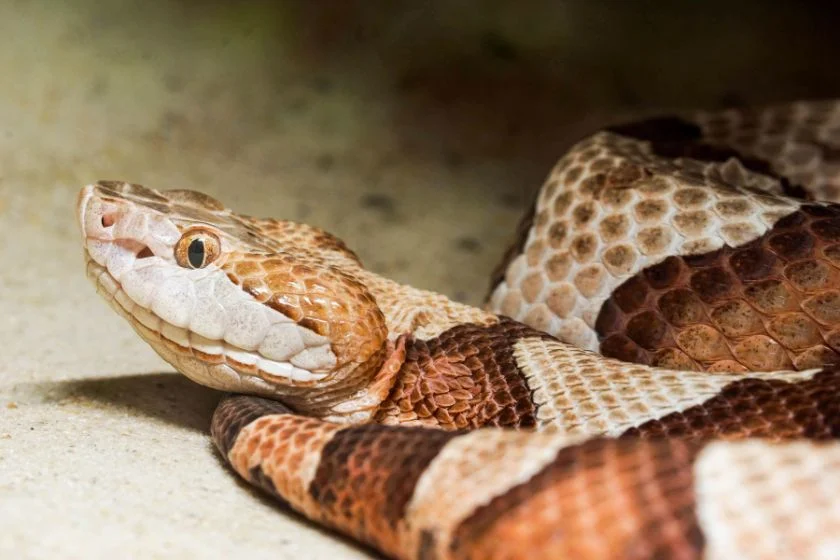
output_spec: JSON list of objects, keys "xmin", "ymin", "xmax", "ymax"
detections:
[{"xmin": 175, "ymin": 228, "xmax": 221, "ymax": 269}]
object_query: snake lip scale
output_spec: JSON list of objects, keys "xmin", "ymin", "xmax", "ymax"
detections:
[{"xmin": 78, "ymin": 100, "xmax": 840, "ymax": 559}]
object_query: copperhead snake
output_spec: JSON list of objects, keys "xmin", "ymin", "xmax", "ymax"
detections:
[{"xmin": 77, "ymin": 100, "xmax": 840, "ymax": 559}]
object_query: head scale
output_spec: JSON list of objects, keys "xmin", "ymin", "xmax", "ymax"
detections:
[{"xmin": 77, "ymin": 181, "xmax": 390, "ymax": 416}]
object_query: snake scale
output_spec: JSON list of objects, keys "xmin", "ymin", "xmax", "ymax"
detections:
[{"xmin": 77, "ymin": 100, "xmax": 840, "ymax": 559}]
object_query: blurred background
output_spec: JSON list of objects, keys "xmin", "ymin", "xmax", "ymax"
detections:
[
  {"xmin": 2, "ymin": 2, "xmax": 839, "ymax": 558},
  {"xmin": 4, "ymin": 0, "xmax": 840, "ymax": 304}
]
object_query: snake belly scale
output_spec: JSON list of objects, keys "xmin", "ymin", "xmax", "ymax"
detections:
[{"xmin": 78, "ymin": 100, "xmax": 840, "ymax": 560}]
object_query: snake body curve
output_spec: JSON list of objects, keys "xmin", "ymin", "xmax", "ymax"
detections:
[{"xmin": 77, "ymin": 100, "xmax": 840, "ymax": 560}]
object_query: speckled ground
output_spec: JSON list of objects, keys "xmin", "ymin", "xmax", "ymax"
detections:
[{"xmin": 1, "ymin": 1, "xmax": 839, "ymax": 558}]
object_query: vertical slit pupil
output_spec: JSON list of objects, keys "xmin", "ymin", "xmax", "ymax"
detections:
[{"xmin": 187, "ymin": 238, "xmax": 205, "ymax": 268}]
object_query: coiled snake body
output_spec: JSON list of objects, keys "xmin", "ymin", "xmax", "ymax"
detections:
[{"xmin": 77, "ymin": 100, "xmax": 840, "ymax": 559}]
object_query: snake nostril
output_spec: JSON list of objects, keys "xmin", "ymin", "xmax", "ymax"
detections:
[
  {"xmin": 101, "ymin": 214, "xmax": 116, "ymax": 228},
  {"xmin": 137, "ymin": 247, "xmax": 154, "ymax": 259}
]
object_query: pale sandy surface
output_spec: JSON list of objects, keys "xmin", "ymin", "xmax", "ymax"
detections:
[{"xmin": 1, "ymin": 2, "xmax": 838, "ymax": 559}]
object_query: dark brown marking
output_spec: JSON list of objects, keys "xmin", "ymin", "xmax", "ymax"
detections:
[
  {"xmin": 626, "ymin": 311, "xmax": 668, "ymax": 350},
  {"xmin": 308, "ymin": 424, "xmax": 459, "ymax": 549},
  {"xmin": 803, "ymin": 205, "xmax": 840, "ymax": 218},
  {"xmin": 612, "ymin": 275, "xmax": 649, "ymax": 313},
  {"xmin": 450, "ymin": 437, "xmax": 704, "ymax": 560},
  {"xmin": 729, "ymin": 247, "xmax": 776, "ymax": 281},
  {"xmin": 644, "ymin": 256, "xmax": 682, "ymax": 289},
  {"xmin": 595, "ymin": 205, "xmax": 840, "ymax": 371},
  {"xmin": 658, "ymin": 289, "xmax": 706, "ymax": 327},
  {"xmin": 624, "ymin": 367, "xmax": 840, "ymax": 440},
  {"xmin": 769, "ymin": 231, "xmax": 814, "ymax": 260},
  {"xmin": 248, "ymin": 465, "xmax": 292, "ymax": 509},
  {"xmin": 690, "ymin": 266, "xmax": 733, "ymax": 303},
  {"xmin": 598, "ymin": 333, "xmax": 647, "ymax": 365},
  {"xmin": 607, "ymin": 116, "xmax": 809, "ymax": 198},
  {"xmin": 814, "ymin": 218, "xmax": 840, "ymax": 241},
  {"xmin": 210, "ymin": 394, "xmax": 294, "ymax": 456},
  {"xmin": 417, "ymin": 530, "xmax": 438, "ymax": 560},
  {"xmin": 374, "ymin": 318, "xmax": 553, "ymax": 430}
]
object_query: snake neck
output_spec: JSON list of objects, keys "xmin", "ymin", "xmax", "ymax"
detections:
[
  {"xmin": 277, "ymin": 268, "xmax": 532, "ymax": 426},
  {"xmin": 295, "ymin": 319, "xmax": 546, "ymax": 430},
  {"xmin": 369, "ymin": 318, "xmax": 553, "ymax": 430}
]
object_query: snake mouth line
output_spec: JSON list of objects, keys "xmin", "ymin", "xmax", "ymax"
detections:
[{"xmin": 84, "ymin": 257, "xmax": 328, "ymax": 385}]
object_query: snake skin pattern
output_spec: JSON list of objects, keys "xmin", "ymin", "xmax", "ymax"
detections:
[{"xmin": 77, "ymin": 99, "xmax": 840, "ymax": 560}]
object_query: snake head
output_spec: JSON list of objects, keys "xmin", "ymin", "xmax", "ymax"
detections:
[{"xmin": 77, "ymin": 181, "xmax": 389, "ymax": 413}]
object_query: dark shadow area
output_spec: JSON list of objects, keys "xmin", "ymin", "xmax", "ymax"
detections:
[
  {"xmin": 70, "ymin": 1, "xmax": 840, "ymax": 213},
  {"xmin": 10, "ymin": 372, "xmax": 382, "ymax": 554},
  {"xmin": 278, "ymin": 1, "xmax": 840, "ymax": 198},
  {"xmin": 21, "ymin": 372, "xmax": 222, "ymax": 433},
  {"xmin": 11, "ymin": 370, "xmax": 381, "ymax": 554}
]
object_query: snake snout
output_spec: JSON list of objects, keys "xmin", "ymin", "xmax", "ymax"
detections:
[{"xmin": 79, "ymin": 191, "xmax": 125, "ymax": 242}]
